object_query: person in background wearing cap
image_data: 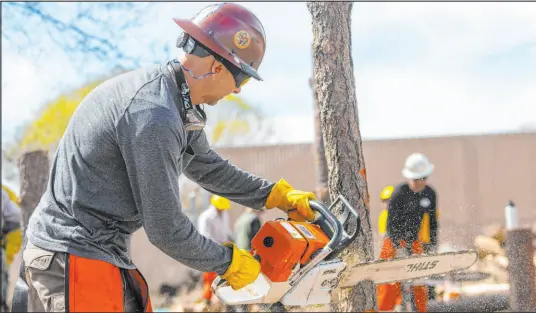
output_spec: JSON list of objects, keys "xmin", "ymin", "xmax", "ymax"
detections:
[
  {"xmin": 376, "ymin": 153, "xmax": 439, "ymax": 312},
  {"xmin": 196, "ymin": 195, "xmax": 233, "ymax": 307},
  {"xmin": 20, "ymin": 3, "xmax": 316, "ymax": 312},
  {"xmin": 377, "ymin": 185, "xmax": 394, "ymax": 241}
]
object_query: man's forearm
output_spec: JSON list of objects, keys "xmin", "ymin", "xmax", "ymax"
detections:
[
  {"xmin": 147, "ymin": 214, "xmax": 233, "ymax": 274},
  {"xmin": 184, "ymin": 148, "xmax": 275, "ymax": 209}
]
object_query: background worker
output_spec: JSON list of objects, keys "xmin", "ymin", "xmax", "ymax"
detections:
[
  {"xmin": 377, "ymin": 185, "xmax": 394, "ymax": 240},
  {"xmin": 234, "ymin": 207, "xmax": 264, "ymax": 251},
  {"xmin": 20, "ymin": 3, "xmax": 317, "ymax": 312},
  {"xmin": 197, "ymin": 195, "xmax": 233, "ymax": 307},
  {"xmin": 377, "ymin": 153, "xmax": 438, "ymax": 312},
  {"xmin": 376, "ymin": 185, "xmax": 403, "ymax": 310},
  {"xmin": 1, "ymin": 185, "xmax": 22, "ymax": 313},
  {"xmin": 377, "ymin": 182, "xmax": 441, "ymax": 308}
]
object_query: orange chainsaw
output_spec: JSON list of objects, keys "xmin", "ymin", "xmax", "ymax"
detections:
[{"xmin": 212, "ymin": 195, "xmax": 478, "ymax": 306}]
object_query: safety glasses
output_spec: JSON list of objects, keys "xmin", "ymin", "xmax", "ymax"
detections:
[
  {"xmin": 181, "ymin": 35, "xmax": 251, "ymax": 88},
  {"xmin": 219, "ymin": 57, "xmax": 251, "ymax": 88}
]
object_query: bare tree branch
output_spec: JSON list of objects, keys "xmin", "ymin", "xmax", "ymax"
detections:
[{"xmin": 2, "ymin": 2, "xmax": 156, "ymax": 69}]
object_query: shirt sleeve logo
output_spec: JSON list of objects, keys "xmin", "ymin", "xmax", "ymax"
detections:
[{"xmin": 420, "ymin": 197, "xmax": 431, "ymax": 208}]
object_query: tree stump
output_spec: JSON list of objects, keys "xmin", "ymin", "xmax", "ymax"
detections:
[{"xmin": 18, "ymin": 150, "xmax": 50, "ymax": 232}]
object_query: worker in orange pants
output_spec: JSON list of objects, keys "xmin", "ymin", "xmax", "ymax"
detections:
[
  {"xmin": 202, "ymin": 272, "xmax": 218, "ymax": 304},
  {"xmin": 377, "ymin": 185, "xmax": 403, "ymax": 309},
  {"xmin": 377, "ymin": 153, "xmax": 439, "ymax": 312},
  {"xmin": 377, "ymin": 238, "xmax": 428, "ymax": 312}
]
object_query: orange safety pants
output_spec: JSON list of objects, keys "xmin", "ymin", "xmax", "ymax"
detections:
[
  {"xmin": 67, "ymin": 254, "xmax": 153, "ymax": 312},
  {"xmin": 376, "ymin": 237, "xmax": 428, "ymax": 312},
  {"xmin": 202, "ymin": 272, "xmax": 218, "ymax": 301},
  {"xmin": 24, "ymin": 242, "xmax": 153, "ymax": 312}
]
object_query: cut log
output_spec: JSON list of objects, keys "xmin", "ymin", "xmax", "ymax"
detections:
[
  {"xmin": 474, "ymin": 235, "xmax": 504, "ymax": 258},
  {"xmin": 483, "ymin": 224, "xmax": 506, "ymax": 244},
  {"xmin": 483, "ymin": 259, "xmax": 509, "ymax": 283},
  {"xmin": 494, "ymin": 255, "xmax": 509, "ymax": 270}
]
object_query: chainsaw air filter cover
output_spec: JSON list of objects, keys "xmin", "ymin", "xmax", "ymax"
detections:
[{"xmin": 251, "ymin": 220, "xmax": 330, "ymax": 282}]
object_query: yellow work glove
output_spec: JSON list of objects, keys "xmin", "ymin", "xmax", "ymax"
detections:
[
  {"xmin": 265, "ymin": 179, "xmax": 316, "ymax": 222},
  {"xmin": 5, "ymin": 228, "xmax": 23, "ymax": 264},
  {"xmin": 220, "ymin": 242, "xmax": 261, "ymax": 290}
]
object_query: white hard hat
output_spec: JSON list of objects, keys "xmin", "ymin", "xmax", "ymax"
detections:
[{"xmin": 402, "ymin": 153, "xmax": 435, "ymax": 180}]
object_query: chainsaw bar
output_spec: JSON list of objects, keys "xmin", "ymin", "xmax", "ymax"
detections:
[{"xmin": 338, "ymin": 250, "xmax": 478, "ymax": 288}]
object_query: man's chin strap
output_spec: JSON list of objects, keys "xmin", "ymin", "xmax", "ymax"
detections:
[{"xmin": 174, "ymin": 60, "xmax": 217, "ymax": 81}]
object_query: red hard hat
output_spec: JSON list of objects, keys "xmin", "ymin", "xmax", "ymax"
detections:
[{"xmin": 173, "ymin": 3, "xmax": 266, "ymax": 81}]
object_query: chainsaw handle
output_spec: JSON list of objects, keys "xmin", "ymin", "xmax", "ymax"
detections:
[
  {"xmin": 312, "ymin": 196, "xmax": 361, "ymax": 260},
  {"xmin": 309, "ymin": 200, "xmax": 343, "ymax": 251}
]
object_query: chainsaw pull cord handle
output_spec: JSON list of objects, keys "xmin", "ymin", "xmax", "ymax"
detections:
[{"xmin": 287, "ymin": 200, "xmax": 343, "ymax": 286}]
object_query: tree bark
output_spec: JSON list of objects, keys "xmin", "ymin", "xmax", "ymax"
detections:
[
  {"xmin": 307, "ymin": 2, "xmax": 375, "ymax": 312},
  {"xmin": 309, "ymin": 76, "xmax": 330, "ymax": 205},
  {"xmin": 18, "ymin": 150, "xmax": 49, "ymax": 233}
]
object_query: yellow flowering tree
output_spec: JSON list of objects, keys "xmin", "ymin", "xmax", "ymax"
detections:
[
  {"xmin": 16, "ymin": 77, "xmax": 268, "ymax": 155},
  {"xmin": 208, "ymin": 94, "xmax": 273, "ymax": 146},
  {"xmin": 18, "ymin": 80, "xmax": 102, "ymax": 154}
]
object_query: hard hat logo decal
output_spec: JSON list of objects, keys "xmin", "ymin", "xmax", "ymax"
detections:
[{"xmin": 234, "ymin": 30, "xmax": 251, "ymax": 49}]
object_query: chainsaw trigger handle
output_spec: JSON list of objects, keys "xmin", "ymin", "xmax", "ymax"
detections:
[
  {"xmin": 211, "ymin": 276, "xmax": 229, "ymax": 293},
  {"xmin": 308, "ymin": 200, "xmax": 343, "ymax": 250}
]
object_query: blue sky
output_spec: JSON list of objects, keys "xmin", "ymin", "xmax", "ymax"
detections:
[{"xmin": 2, "ymin": 2, "xmax": 536, "ymax": 147}]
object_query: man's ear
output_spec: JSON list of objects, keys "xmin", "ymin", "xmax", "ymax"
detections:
[{"xmin": 211, "ymin": 61, "xmax": 225, "ymax": 75}]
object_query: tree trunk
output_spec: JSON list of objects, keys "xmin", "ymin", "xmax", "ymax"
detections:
[
  {"xmin": 307, "ymin": 2, "xmax": 376, "ymax": 312},
  {"xmin": 309, "ymin": 76, "xmax": 330, "ymax": 205},
  {"xmin": 18, "ymin": 150, "xmax": 49, "ymax": 233}
]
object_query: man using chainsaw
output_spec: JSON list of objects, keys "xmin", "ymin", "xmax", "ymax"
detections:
[
  {"xmin": 197, "ymin": 195, "xmax": 233, "ymax": 307},
  {"xmin": 20, "ymin": 3, "xmax": 316, "ymax": 312},
  {"xmin": 2, "ymin": 185, "xmax": 22, "ymax": 313},
  {"xmin": 377, "ymin": 153, "xmax": 438, "ymax": 312}
]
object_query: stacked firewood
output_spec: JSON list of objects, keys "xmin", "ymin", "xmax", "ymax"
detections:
[{"xmin": 473, "ymin": 222, "xmax": 536, "ymax": 283}]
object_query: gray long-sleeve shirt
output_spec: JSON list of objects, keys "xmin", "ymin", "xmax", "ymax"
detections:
[{"xmin": 27, "ymin": 63, "xmax": 275, "ymax": 274}]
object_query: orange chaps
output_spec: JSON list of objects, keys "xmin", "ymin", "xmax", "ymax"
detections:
[
  {"xmin": 202, "ymin": 272, "xmax": 218, "ymax": 301},
  {"xmin": 376, "ymin": 238, "xmax": 428, "ymax": 312},
  {"xmin": 67, "ymin": 254, "xmax": 153, "ymax": 312}
]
